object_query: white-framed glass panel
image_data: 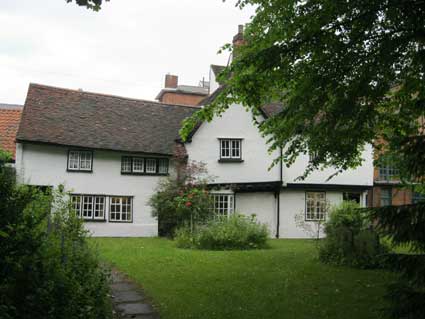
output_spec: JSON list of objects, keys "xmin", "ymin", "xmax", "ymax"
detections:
[
  {"xmin": 121, "ymin": 157, "xmax": 132, "ymax": 173},
  {"xmin": 220, "ymin": 140, "xmax": 230, "ymax": 158},
  {"xmin": 220, "ymin": 139, "xmax": 241, "ymax": 159},
  {"xmin": 380, "ymin": 189, "xmax": 392, "ymax": 206},
  {"xmin": 145, "ymin": 158, "xmax": 157, "ymax": 173},
  {"xmin": 82, "ymin": 196, "xmax": 94, "ymax": 219},
  {"xmin": 109, "ymin": 196, "xmax": 132, "ymax": 222},
  {"xmin": 211, "ymin": 194, "xmax": 234, "ymax": 217},
  {"xmin": 158, "ymin": 159, "xmax": 169, "ymax": 174},
  {"xmin": 132, "ymin": 157, "xmax": 144, "ymax": 173},
  {"xmin": 79, "ymin": 151, "xmax": 92, "ymax": 171},
  {"xmin": 378, "ymin": 157, "xmax": 399, "ymax": 181},
  {"xmin": 94, "ymin": 196, "xmax": 105, "ymax": 219},
  {"xmin": 305, "ymin": 192, "xmax": 326, "ymax": 221},
  {"xmin": 68, "ymin": 151, "xmax": 80, "ymax": 170},
  {"xmin": 71, "ymin": 195, "xmax": 82, "ymax": 217}
]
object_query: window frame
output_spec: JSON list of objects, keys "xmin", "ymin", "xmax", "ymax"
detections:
[
  {"xmin": 71, "ymin": 194, "xmax": 106, "ymax": 221},
  {"xmin": 67, "ymin": 150, "xmax": 93, "ymax": 173},
  {"xmin": 108, "ymin": 196, "xmax": 133, "ymax": 223},
  {"xmin": 218, "ymin": 138, "xmax": 244, "ymax": 162},
  {"xmin": 412, "ymin": 191, "xmax": 425, "ymax": 204},
  {"xmin": 210, "ymin": 193, "xmax": 235, "ymax": 217},
  {"xmin": 305, "ymin": 191, "xmax": 327, "ymax": 221},
  {"xmin": 380, "ymin": 188, "xmax": 392, "ymax": 207},
  {"xmin": 120, "ymin": 156, "xmax": 169, "ymax": 176},
  {"xmin": 378, "ymin": 157, "xmax": 399, "ymax": 181}
]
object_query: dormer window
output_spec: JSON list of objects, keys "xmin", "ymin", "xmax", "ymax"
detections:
[
  {"xmin": 219, "ymin": 138, "xmax": 243, "ymax": 162},
  {"xmin": 67, "ymin": 150, "xmax": 93, "ymax": 172}
]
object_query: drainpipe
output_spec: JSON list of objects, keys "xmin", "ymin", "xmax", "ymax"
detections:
[{"xmin": 276, "ymin": 147, "xmax": 283, "ymax": 238}]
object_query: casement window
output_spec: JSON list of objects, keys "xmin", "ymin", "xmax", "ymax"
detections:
[
  {"xmin": 378, "ymin": 157, "xmax": 399, "ymax": 181},
  {"xmin": 210, "ymin": 194, "xmax": 234, "ymax": 217},
  {"xmin": 71, "ymin": 195, "xmax": 105, "ymax": 220},
  {"xmin": 412, "ymin": 192, "xmax": 425, "ymax": 204},
  {"xmin": 110, "ymin": 196, "xmax": 132, "ymax": 222},
  {"xmin": 67, "ymin": 150, "xmax": 93, "ymax": 172},
  {"xmin": 219, "ymin": 139, "xmax": 242, "ymax": 161},
  {"xmin": 305, "ymin": 192, "xmax": 327, "ymax": 221},
  {"xmin": 120, "ymin": 156, "xmax": 168, "ymax": 175},
  {"xmin": 380, "ymin": 189, "xmax": 392, "ymax": 206}
]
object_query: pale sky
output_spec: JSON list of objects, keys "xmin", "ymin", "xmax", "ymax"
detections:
[{"xmin": 0, "ymin": 0, "xmax": 254, "ymax": 105}]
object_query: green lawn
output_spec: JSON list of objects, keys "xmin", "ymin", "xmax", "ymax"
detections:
[{"xmin": 92, "ymin": 238, "xmax": 394, "ymax": 319}]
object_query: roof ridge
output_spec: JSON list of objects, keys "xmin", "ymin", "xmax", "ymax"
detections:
[{"xmin": 29, "ymin": 83, "xmax": 202, "ymax": 110}]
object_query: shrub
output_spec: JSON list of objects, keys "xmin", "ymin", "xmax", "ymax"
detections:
[
  {"xmin": 175, "ymin": 214, "xmax": 269, "ymax": 250},
  {"xmin": 149, "ymin": 159, "xmax": 213, "ymax": 237},
  {"xmin": 0, "ymin": 160, "xmax": 112, "ymax": 319},
  {"xmin": 319, "ymin": 201, "xmax": 388, "ymax": 268}
]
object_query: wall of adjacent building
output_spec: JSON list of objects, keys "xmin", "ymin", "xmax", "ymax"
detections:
[{"xmin": 16, "ymin": 143, "xmax": 163, "ymax": 237}]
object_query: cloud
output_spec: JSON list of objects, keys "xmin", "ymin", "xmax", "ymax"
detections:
[{"xmin": 0, "ymin": 0, "xmax": 254, "ymax": 104}]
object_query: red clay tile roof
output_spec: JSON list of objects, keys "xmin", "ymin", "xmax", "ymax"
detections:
[
  {"xmin": 17, "ymin": 83, "xmax": 198, "ymax": 155},
  {"xmin": 0, "ymin": 107, "xmax": 22, "ymax": 159}
]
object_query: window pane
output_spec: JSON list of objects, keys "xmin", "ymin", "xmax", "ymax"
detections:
[
  {"xmin": 121, "ymin": 157, "xmax": 132, "ymax": 172},
  {"xmin": 79, "ymin": 152, "xmax": 92, "ymax": 170},
  {"xmin": 305, "ymin": 192, "xmax": 326, "ymax": 221},
  {"xmin": 210, "ymin": 194, "xmax": 234, "ymax": 217},
  {"xmin": 94, "ymin": 196, "xmax": 105, "ymax": 219},
  {"xmin": 221, "ymin": 140, "xmax": 230, "ymax": 158},
  {"xmin": 380, "ymin": 189, "xmax": 392, "ymax": 206},
  {"xmin": 145, "ymin": 159, "xmax": 156, "ymax": 173},
  {"xmin": 71, "ymin": 195, "xmax": 81, "ymax": 217},
  {"xmin": 133, "ymin": 157, "xmax": 144, "ymax": 173},
  {"xmin": 68, "ymin": 151, "xmax": 80, "ymax": 170},
  {"xmin": 82, "ymin": 196, "xmax": 93, "ymax": 219},
  {"xmin": 231, "ymin": 140, "xmax": 240, "ymax": 158},
  {"xmin": 158, "ymin": 159, "xmax": 168, "ymax": 174}
]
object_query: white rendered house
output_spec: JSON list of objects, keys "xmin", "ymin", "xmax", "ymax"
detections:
[{"xmin": 15, "ymin": 77, "xmax": 373, "ymax": 238}]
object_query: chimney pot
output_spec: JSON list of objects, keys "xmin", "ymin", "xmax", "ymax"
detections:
[{"xmin": 165, "ymin": 74, "xmax": 178, "ymax": 89}]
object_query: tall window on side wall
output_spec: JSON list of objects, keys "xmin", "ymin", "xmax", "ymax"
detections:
[
  {"xmin": 380, "ymin": 188, "xmax": 392, "ymax": 206},
  {"xmin": 68, "ymin": 150, "xmax": 93, "ymax": 172},
  {"xmin": 210, "ymin": 194, "xmax": 234, "ymax": 217},
  {"xmin": 305, "ymin": 192, "xmax": 327, "ymax": 221},
  {"xmin": 378, "ymin": 156, "xmax": 399, "ymax": 181},
  {"xmin": 219, "ymin": 139, "xmax": 243, "ymax": 162}
]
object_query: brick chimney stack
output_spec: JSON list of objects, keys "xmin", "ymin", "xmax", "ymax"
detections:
[
  {"xmin": 233, "ymin": 24, "xmax": 245, "ymax": 48},
  {"xmin": 164, "ymin": 74, "xmax": 178, "ymax": 89}
]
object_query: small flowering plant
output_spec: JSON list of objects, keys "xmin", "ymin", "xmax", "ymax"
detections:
[{"xmin": 174, "ymin": 186, "xmax": 212, "ymax": 227}]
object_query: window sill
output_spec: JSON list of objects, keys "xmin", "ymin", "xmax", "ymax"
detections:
[
  {"xmin": 218, "ymin": 159, "xmax": 244, "ymax": 163},
  {"xmin": 67, "ymin": 169, "xmax": 93, "ymax": 173},
  {"xmin": 121, "ymin": 172, "xmax": 169, "ymax": 176}
]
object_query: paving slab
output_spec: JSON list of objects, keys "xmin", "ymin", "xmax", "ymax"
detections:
[
  {"xmin": 116, "ymin": 303, "xmax": 154, "ymax": 315},
  {"xmin": 111, "ymin": 282, "xmax": 140, "ymax": 292},
  {"xmin": 113, "ymin": 290, "xmax": 145, "ymax": 303}
]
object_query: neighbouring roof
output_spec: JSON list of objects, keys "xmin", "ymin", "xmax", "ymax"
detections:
[
  {"xmin": 155, "ymin": 85, "xmax": 209, "ymax": 100},
  {"xmin": 210, "ymin": 64, "xmax": 226, "ymax": 77},
  {"xmin": 0, "ymin": 106, "xmax": 23, "ymax": 159},
  {"xmin": 17, "ymin": 83, "xmax": 199, "ymax": 155}
]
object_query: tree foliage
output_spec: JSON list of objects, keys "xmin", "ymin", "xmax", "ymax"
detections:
[
  {"xmin": 65, "ymin": 0, "xmax": 108, "ymax": 11},
  {"xmin": 181, "ymin": 0, "xmax": 425, "ymax": 179}
]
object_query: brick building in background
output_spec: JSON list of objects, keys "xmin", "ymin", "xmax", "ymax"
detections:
[
  {"xmin": 0, "ymin": 103, "xmax": 23, "ymax": 163},
  {"xmin": 155, "ymin": 74, "xmax": 209, "ymax": 106}
]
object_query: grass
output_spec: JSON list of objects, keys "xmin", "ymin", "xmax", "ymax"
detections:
[{"xmin": 92, "ymin": 238, "xmax": 395, "ymax": 319}]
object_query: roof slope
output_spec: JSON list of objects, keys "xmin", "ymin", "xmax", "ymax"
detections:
[
  {"xmin": 17, "ymin": 84, "xmax": 198, "ymax": 155},
  {"xmin": 0, "ymin": 107, "xmax": 22, "ymax": 159}
]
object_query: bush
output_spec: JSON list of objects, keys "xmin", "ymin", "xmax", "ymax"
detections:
[
  {"xmin": 0, "ymin": 161, "xmax": 112, "ymax": 319},
  {"xmin": 175, "ymin": 214, "xmax": 269, "ymax": 250},
  {"xmin": 149, "ymin": 159, "xmax": 213, "ymax": 237},
  {"xmin": 319, "ymin": 201, "xmax": 388, "ymax": 268}
]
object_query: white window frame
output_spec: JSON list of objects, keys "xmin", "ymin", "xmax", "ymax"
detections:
[
  {"xmin": 145, "ymin": 158, "xmax": 157, "ymax": 173},
  {"xmin": 219, "ymin": 139, "xmax": 242, "ymax": 160},
  {"xmin": 67, "ymin": 150, "xmax": 92, "ymax": 171},
  {"xmin": 305, "ymin": 192, "xmax": 327, "ymax": 221},
  {"xmin": 121, "ymin": 157, "xmax": 132, "ymax": 173},
  {"xmin": 121, "ymin": 156, "xmax": 168, "ymax": 175},
  {"xmin": 211, "ymin": 194, "xmax": 234, "ymax": 217},
  {"xmin": 109, "ymin": 196, "xmax": 132, "ymax": 222},
  {"xmin": 71, "ymin": 194, "xmax": 105, "ymax": 221},
  {"xmin": 132, "ymin": 157, "xmax": 144, "ymax": 173},
  {"xmin": 158, "ymin": 158, "xmax": 169, "ymax": 174}
]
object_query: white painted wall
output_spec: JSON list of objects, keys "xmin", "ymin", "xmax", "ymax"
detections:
[
  {"xmin": 284, "ymin": 145, "xmax": 374, "ymax": 186},
  {"xmin": 17, "ymin": 143, "xmax": 163, "ymax": 237},
  {"xmin": 185, "ymin": 103, "xmax": 281, "ymax": 184},
  {"xmin": 209, "ymin": 67, "xmax": 220, "ymax": 94},
  {"xmin": 235, "ymin": 192, "xmax": 276, "ymax": 237}
]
